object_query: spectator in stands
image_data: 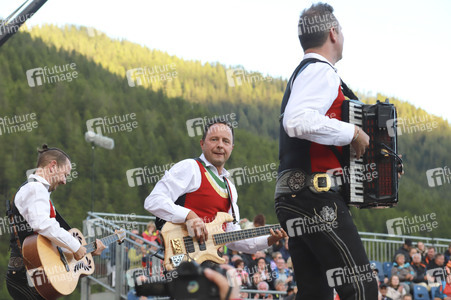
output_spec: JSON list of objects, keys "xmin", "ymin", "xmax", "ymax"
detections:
[
  {"xmin": 411, "ymin": 253, "xmax": 432, "ymax": 290},
  {"xmin": 222, "ymin": 254, "xmax": 230, "ymax": 266},
  {"xmin": 275, "ymin": 258, "xmax": 293, "ymax": 286},
  {"xmin": 425, "ymin": 247, "xmax": 436, "ymax": 266},
  {"xmin": 234, "ymin": 259, "xmax": 251, "ymax": 288},
  {"xmin": 391, "ymin": 253, "xmax": 414, "ymax": 294},
  {"xmin": 231, "ymin": 254, "xmax": 243, "ymax": 266},
  {"xmin": 417, "ymin": 242, "xmax": 427, "ymax": 258},
  {"xmin": 270, "ymin": 251, "xmax": 283, "ymax": 271},
  {"xmin": 409, "ymin": 248, "xmax": 418, "ymax": 262},
  {"xmin": 393, "ymin": 239, "xmax": 413, "ymax": 263},
  {"xmin": 244, "ymin": 249, "xmax": 268, "ymax": 271},
  {"xmin": 247, "ymin": 250, "xmax": 269, "ymax": 272},
  {"xmin": 401, "ymin": 295, "xmax": 412, "ymax": 300},
  {"xmin": 272, "ymin": 236, "xmax": 290, "ymax": 262},
  {"xmin": 274, "ymin": 279, "xmax": 287, "ymax": 300},
  {"xmin": 433, "ymin": 266, "xmax": 451, "ymax": 300},
  {"xmin": 445, "ymin": 243, "xmax": 451, "ymax": 265},
  {"xmin": 429, "ymin": 253, "xmax": 446, "ymax": 271},
  {"xmin": 255, "ymin": 257, "xmax": 275, "ymax": 289},
  {"xmin": 240, "ymin": 214, "xmax": 266, "ymax": 229},
  {"xmin": 386, "ymin": 275, "xmax": 407, "ymax": 300},
  {"xmin": 254, "ymin": 281, "xmax": 273, "ymax": 299},
  {"xmin": 128, "ymin": 237, "xmax": 145, "ymax": 269},
  {"xmin": 254, "ymin": 214, "xmax": 266, "ymax": 227},
  {"xmin": 142, "ymin": 221, "xmax": 161, "ymax": 245},
  {"xmin": 284, "ymin": 284, "xmax": 296, "ymax": 300},
  {"xmin": 379, "ymin": 283, "xmax": 393, "ymax": 300},
  {"xmin": 126, "ymin": 229, "xmax": 140, "ymax": 250}
]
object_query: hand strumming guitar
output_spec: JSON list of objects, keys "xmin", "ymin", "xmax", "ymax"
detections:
[
  {"xmin": 74, "ymin": 245, "xmax": 87, "ymax": 261},
  {"xmin": 186, "ymin": 210, "xmax": 208, "ymax": 244}
]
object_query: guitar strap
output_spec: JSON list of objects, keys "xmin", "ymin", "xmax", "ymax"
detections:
[{"xmin": 223, "ymin": 177, "xmax": 237, "ymax": 224}]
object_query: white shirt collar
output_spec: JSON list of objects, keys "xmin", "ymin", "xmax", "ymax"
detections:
[
  {"xmin": 303, "ymin": 53, "xmax": 337, "ymax": 72},
  {"xmin": 199, "ymin": 153, "xmax": 230, "ymax": 178},
  {"xmin": 29, "ymin": 173, "xmax": 51, "ymax": 190}
]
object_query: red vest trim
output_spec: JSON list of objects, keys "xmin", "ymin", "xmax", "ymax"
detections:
[
  {"xmin": 310, "ymin": 86, "xmax": 346, "ymax": 172},
  {"xmin": 184, "ymin": 160, "xmax": 230, "ymax": 223},
  {"xmin": 49, "ymin": 199, "xmax": 56, "ymax": 218}
]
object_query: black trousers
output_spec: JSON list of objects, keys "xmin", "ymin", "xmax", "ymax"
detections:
[
  {"xmin": 6, "ymin": 269, "xmax": 46, "ymax": 300},
  {"xmin": 275, "ymin": 189, "xmax": 378, "ymax": 300}
]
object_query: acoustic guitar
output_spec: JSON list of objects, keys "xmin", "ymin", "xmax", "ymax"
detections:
[
  {"xmin": 161, "ymin": 212, "xmax": 281, "ymax": 271},
  {"xmin": 22, "ymin": 228, "xmax": 125, "ymax": 300}
]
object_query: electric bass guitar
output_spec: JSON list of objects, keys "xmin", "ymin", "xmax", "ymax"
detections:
[
  {"xmin": 22, "ymin": 228, "xmax": 125, "ymax": 300},
  {"xmin": 161, "ymin": 212, "xmax": 281, "ymax": 271}
]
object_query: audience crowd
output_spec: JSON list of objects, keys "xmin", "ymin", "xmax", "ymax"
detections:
[{"xmin": 118, "ymin": 217, "xmax": 451, "ymax": 300}]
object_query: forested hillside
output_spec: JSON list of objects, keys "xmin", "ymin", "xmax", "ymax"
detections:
[{"xmin": 0, "ymin": 25, "xmax": 450, "ymax": 298}]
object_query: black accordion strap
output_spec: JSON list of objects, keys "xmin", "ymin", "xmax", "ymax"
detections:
[
  {"xmin": 329, "ymin": 146, "xmax": 346, "ymax": 170},
  {"xmin": 340, "ymin": 79, "xmax": 359, "ymax": 100}
]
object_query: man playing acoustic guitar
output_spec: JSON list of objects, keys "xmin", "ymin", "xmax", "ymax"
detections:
[
  {"xmin": 6, "ymin": 145, "xmax": 106, "ymax": 300},
  {"xmin": 145, "ymin": 121, "xmax": 287, "ymax": 269}
]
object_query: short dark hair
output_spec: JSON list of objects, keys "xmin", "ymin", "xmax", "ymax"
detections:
[
  {"xmin": 201, "ymin": 121, "xmax": 234, "ymax": 143},
  {"xmin": 435, "ymin": 253, "xmax": 444, "ymax": 260},
  {"xmin": 298, "ymin": 2, "xmax": 339, "ymax": 50},
  {"xmin": 234, "ymin": 259, "xmax": 244, "ymax": 268},
  {"xmin": 36, "ymin": 144, "xmax": 70, "ymax": 168},
  {"xmin": 253, "ymin": 214, "xmax": 266, "ymax": 227}
]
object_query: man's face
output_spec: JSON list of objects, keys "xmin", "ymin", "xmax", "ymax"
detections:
[
  {"xmin": 417, "ymin": 242, "xmax": 425, "ymax": 251},
  {"xmin": 396, "ymin": 255, "xmax": 405, "ymax": 265},
  {"xmin": 380, "ymin": 287, "xmax": 387, "ymax": 296},
  {"xmin": 48, "ymin": 159, "xmax": 71, "ymax": 192},
  {"xmin": 428, "ymin": 248, "xmax": 436, "ymax": 258},
  {"xmin": 436, "ymin": 255, "xmax": 445, "ymax": 266},
  {"xmin": 412, "ymin": 254, "xmax": 421, "ymax": 264},
  {"xmin": 200, "ymin": 123, "xmax": 233, "ymax": 171},
  {"xmin": 257, "ymin": 259, "xmax": 266, "ymax": 270},
  {"xmin": 277, "ymin": 258, "xmax": 286, "ymax": 270}
]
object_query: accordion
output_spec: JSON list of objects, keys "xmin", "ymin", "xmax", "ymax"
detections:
[{"xmin": 336, "ymin": 99, "xmax": 401, "ymax": 208}]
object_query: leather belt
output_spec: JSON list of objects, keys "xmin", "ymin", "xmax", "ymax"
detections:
[{"xmin": 275, "ymin": 169, "xmax": 342, "ymax": 199}]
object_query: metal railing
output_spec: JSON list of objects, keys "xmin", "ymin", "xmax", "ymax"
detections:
[
  {"xmin": 81, "ymin": 212, "xmax": 163, "ymax": 300},
  {"xmin": 79, "ymin": 212, "xmax": 451, "ymax": 299},
  {"xmin": 360, "ymin": 231, "xmax": 451, "ymax": 263}
]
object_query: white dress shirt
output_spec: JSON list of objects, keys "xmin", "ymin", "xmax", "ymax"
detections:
[
  {"xmin": 283, "ymin": 53, "xmax": 355, "ymax": 146},
  {"xmin": 14, "ymin": 174, "xmax": 81, "ymax": 252},
  {"xmin": 144, "ymin": 153, "xmax": 269, "ymax": 253}
]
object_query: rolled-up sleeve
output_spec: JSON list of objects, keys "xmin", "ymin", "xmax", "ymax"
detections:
[
  {"xmin": 15, "ymin": 184, "xmax": 81, "ymax": 253},
  {"xmin": 144, "ymin": 159, "xmax": 201, "ymax": 224}
]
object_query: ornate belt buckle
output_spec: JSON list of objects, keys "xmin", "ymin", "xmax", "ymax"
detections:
[
  {"xmin": 312, "ymin": 173, "xmax": 331, "ymax": 192},
  {"xmin": 287, "ymin": 171, "xmax": 306, "ymax": 193}
]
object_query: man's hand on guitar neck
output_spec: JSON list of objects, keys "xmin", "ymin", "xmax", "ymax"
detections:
[
  {"xmin": 92, "ymin": 239, "xmax": 106, "ymax": 256},
  {"xmin": 186, "ymin": 211, "xmax": 208, "ymax": 244},
  {"xmin": 267, "ymin": 228, "xmax": 288, "ymax": 246},
  {"xmin": 74, "ymin": 239, "xmax": 106, "ymax": 260}
]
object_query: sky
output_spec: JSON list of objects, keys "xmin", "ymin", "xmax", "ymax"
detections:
[{"xmin": 1, "ymin": 0, "xmax": 451, "ymax": 121}]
